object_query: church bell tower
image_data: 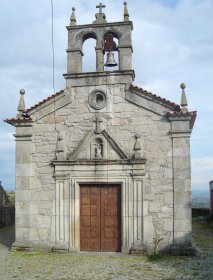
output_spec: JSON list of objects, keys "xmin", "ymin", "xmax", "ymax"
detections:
[{"xmin": 64, "ymin": 2, "xmax": 135, "ymax": 87}]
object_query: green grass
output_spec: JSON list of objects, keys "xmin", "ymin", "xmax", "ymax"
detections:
[
  {"xmin": 0, "ymin": 226, "xmax": 14, "ymax": 233},
  {"xmin": 147, "ymin": 253, "xmax": 162, "ymax": 261},
  {"xmin": 192, "ymin": 217, "xmax": 213, "ymax": 250}
]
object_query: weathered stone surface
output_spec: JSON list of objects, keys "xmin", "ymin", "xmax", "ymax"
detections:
[
  {"xmin": 10, "ymin": 5, "xmax": 195, "ymax": 255},
  {"xmin": 43, "ymin": 116, "xmax": 65, "ymax": 124},
  {"xmin": 149, "ymin": 203, "xmax": 161, "ymax": 213},
  {"xmin": 38, "ymin": 228, "xmax": 49, "ymax": 241}
]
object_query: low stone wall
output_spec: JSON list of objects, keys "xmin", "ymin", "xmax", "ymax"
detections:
[
  {"xmin": 192, "ymin": 208, "xmax": 210, "ymax": 217},
  {"xmin": 0, "ymin": 206, "xmax": 15, "ymax": 227}
]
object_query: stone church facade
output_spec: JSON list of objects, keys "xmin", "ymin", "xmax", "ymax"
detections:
[{"xmin": 6, "ymin": 3, "xmax": 196, "ymax": 254}]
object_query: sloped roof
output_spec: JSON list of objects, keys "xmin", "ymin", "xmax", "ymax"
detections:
[
  {"xmin": 4, "ymin": 117, "xmax": 33, "ymax": 126},
  {"xmin": 5, "ymin": 89, "xmax": 65, "ymax": 126},
  {"xmin": 25, "ymin": 85, "xmax": 180, "ymax": 114},
  {"xmin": 5, "ymin": 85, "xmax": 187, "ymax": 126},
  {"xmin": 26, "ymin": 90, "xmax": 65, "ymax": 113},
  {"xmin": 166, "ymin": 110, "xmax": 197, "ymax": 129},
  {"xmin": 130, "ymin": 84, "xmax": 181, "ymax": 111}
]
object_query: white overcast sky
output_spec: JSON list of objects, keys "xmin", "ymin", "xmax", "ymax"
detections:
[{"xmin": 0, "ymin": 0, "xmax": 212, "ymax": 191}]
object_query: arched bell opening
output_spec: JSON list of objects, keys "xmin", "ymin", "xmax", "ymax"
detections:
[
  {"xmin": 82, "ymin": 32, "xmax": 97, "ymax": 73},
  {"xmin": 103, "ymin": 32, "xmax": 119, "ymax": 71}
]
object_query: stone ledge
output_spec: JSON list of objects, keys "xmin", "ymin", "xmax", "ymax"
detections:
[
  {"xmin": 64, "ymin": 70, "xmax": 135, "ymax": 80},
  {"xmin": 171, "ymin": 245, "xmax": 198, "ymax": 256},
  {"xmin": 66, "ymin": 21, "xmax": 133, "ymax": 31},
  {"xmin": 52, "ymin": 243, "xmax": 69, "ymax": 253},
  {"xmin": 130, "ymin": 244, "xmax": 147, "ymax": 256},
  {"xmin": 11, "ymin": 241, "xmax": 34, "ymax": 252},
  {"xmin": 11, "ymin": 241, "xmax": 53, "ymax": 252}
]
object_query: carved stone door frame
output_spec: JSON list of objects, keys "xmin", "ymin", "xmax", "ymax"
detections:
[{"xmin": 52, "ymin": 159, "xmax": 146, "ymax": 253}]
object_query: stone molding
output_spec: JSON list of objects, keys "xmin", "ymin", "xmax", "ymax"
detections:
[
  {"xmin": 65, "ymin": 71, "xmax": 135, "ymax": 87},
  {"xmin": 28, "ymin": 92, "xmax": 66, "ymax": 117},
  {"xmin": 117, "ymin": 45, "xmax": 133, "ymax": 52},
  {"xmin": 66, "ymin": 21, "xmax": 133, "ymax": 31},
  {"xmin": 64, "ymin": 70, "xmax": 135, "ymax": 81},
  {"xmin": 169, "ymin": 130, "xmax": 192, "ymax": 138},
  {"xmin": 51, "ymin": 167, "xmax": 145, "ymax": 252},
  {"xmin": 13, "ymin": 134, "xmax": 32, "ymax": 141},
  {"xmin": 66, "ymin": 49, "xmax": 84, "ymax": 56},
  {"xmin": 65, "ymin": 128, "xmax": 146, "ymax": 163},
  {"xmin": 126, "ymin": 90, "xmax": 173, "ymax": 116},
  {"xmin": 5, "ymin": 119, "xmax": 33, "ymax": 127}
]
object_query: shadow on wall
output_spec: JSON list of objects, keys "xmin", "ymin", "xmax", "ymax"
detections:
[
  {"xmin": 0, "ymin": 226, "xmax": 15, "ymax": 250},
  {"xmin": 0, "ymin": 207, "xmax": 15, "ymax": 228},
  {"xmin": 145, "ymin": 232, "xmax": 197, "ymax": 256}
]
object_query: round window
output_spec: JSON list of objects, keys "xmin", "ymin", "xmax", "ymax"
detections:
[{"xmin": 88, "ymin": 90, "xmax": 106, "ymax": 110}]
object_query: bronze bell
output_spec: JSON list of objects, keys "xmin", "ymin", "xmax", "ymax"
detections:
[{"xmin": 104, "ymin": 51, "xmax": 117, "ymax": 67}]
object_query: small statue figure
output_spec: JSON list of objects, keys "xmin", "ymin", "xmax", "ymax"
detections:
[{"xmin": 95, "ymin": 143, "xmax": 102, "ymax": 159}]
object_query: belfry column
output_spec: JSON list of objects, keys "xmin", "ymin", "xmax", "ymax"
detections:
[
  {"xmin": 118, "ymin": 2, "xmax": 133, "ymax": 71},
  {"xmin": 96, "ymin": 38, "xmax": 104, "ymax": 72},
  {"xmin": 96, "ymin": 48, "xmax": 104, "ymax": 72}
]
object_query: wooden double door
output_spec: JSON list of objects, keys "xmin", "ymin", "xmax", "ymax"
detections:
[{"xmin": 80, "ymin": 184, "xmax": 121, "ymax": 252}]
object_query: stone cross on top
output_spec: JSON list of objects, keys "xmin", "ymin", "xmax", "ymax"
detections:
[
  {"xmin": 96, "ymin": 3, "xmax": 106, "ymax": 13},
  {"xmin": 93, "ymin": 2, "xmax": 107, "ymax": 24}
]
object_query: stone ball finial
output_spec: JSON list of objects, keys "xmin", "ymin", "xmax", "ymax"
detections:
[
  {"xmin": 124, "ymin": 2, "xmax": 127, "ymax": 5},
  {"xmin": 20, "ymin": 89, "xmax": 25, "ymax": 95},
  {"xmin": 17, "ymin": 89, "xmax": 26, "ymax": 117},
  {"xmin": 70, "ymin": 7, "xmax": 77, "ymax": 26},
  {"xmin": 180, "ymin": 83, "xmax": 186, "ymax": 90}
]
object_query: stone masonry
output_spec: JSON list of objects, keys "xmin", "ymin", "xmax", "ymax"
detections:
[{"xmin": 5, "ymin": 3, "xmax": 196, "ymax": 254}]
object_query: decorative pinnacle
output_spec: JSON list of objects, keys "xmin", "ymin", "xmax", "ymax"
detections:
[
  {"xmin": 124, "ymin": 2, "xmax": 129, "ymax": 21},
  {"xmin": 134, "ymin": 134, "xmax": 141, "ymax": 151},
  {"xmin": 180, "ymin": 83, "xmax": 188, "ymax": 113},
  {"xmin": 70, "ymin": 7, "xmax": 76, "ymax": 26},
  {"xmin": 17, "ymin": 89, "xmax": 26, "ymax": 117},
  {"xmin": 133, "ymin": 133, "xmax": 142, "ymax": 159},
  {"xmin": 57, "ymin": 136, "xmax": 64, "ymax": 152},
  {"xmin": 180, "ymin": 83, "xmax": 186, "ymax": 90}
]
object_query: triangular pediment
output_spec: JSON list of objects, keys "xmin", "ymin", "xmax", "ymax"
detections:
[{"xmin": 67, "ymin": 129, "xmax": 128, "ymax": 161}]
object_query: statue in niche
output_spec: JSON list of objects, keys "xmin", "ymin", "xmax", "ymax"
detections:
[{"xmin": 94, "ymin": 138, "xmax": 103, "ymax": 159}]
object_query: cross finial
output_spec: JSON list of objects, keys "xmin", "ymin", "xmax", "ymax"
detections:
[{"xmin": 96, "ymin": 2, "xmax": 106, "ymax": 13}]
